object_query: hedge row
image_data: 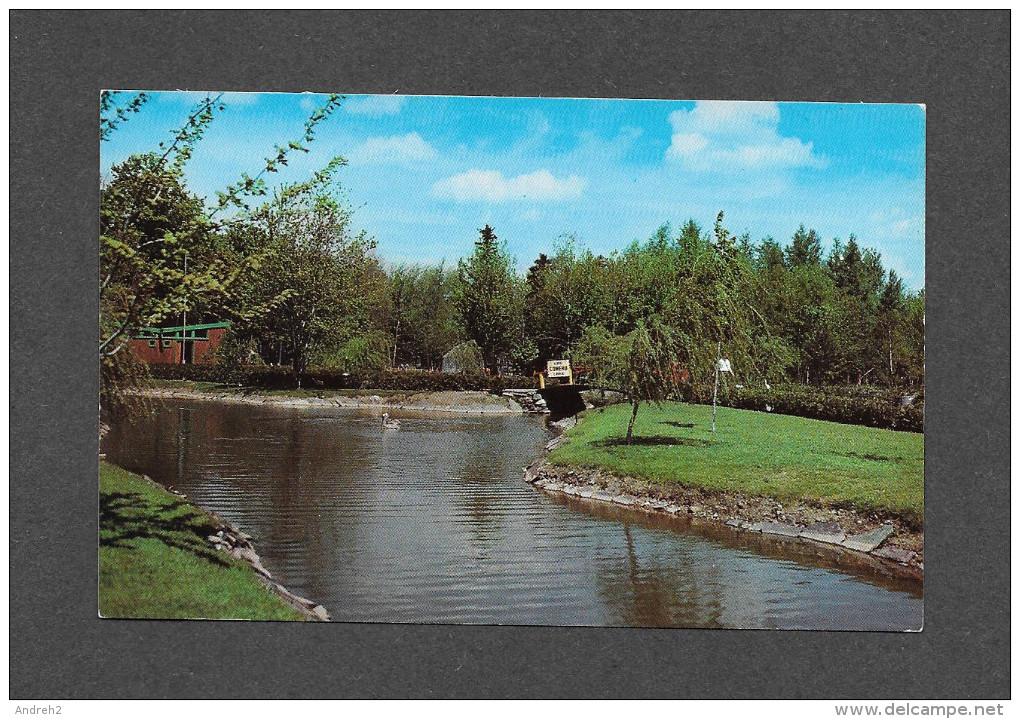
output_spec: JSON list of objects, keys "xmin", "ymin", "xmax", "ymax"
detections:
[
  {"xmin": 148, "ymin": 363, "xmax": 538, "ymax": 393},
  {"xmin": 681, "ymin": 382, "xmax": 923, "ymax": 432}
]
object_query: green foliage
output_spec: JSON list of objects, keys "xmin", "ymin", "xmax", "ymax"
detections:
[
  {"xmin": 100, "ymin": 152, "xmax": 222, "ymax": 360},
  {"xmin": 100, "ymin": 347, "xmax": 152, "ymax": 421},
  {"xmin": 205, "ymin": 329, "xmax": 265, "ymax": 371},
  {"xmin": 330, "ymin": 331, "xmax": 392, "ymax": 372},
  {"xmin": 226, "ymin": 188, "xmax": 379, "ymax": 383},
  {"xmin": 99, "ymin": 92, "xmax": 350, "ymax": 410},
  {"xmin": 786, "ymin": 224, "xmax": 823, "ymax": 267},
  {"xmin": 441, "ymin": 340, "xmax": 485, "ymax": 375},
  {"xmin": 575, "ymin": 317, "xmax": 691, "ymax": 443},
  {"xmin": 100, "ymin": 91, "xmax": 150, "ymax": 141},
  {"xmin": 526, "ymin": 235, "xmax": 611, "ymax": 364},
  {"xmin": 101, "ymin": 88, "xmax": 923, "ymax": 408},
  {"xmin": 454, "ymin": 225, "xmax": 524, "ymax": 371},
  {"xmin": 388, "ymin": 263, "xmax": 463, "ymax": 369},
  {"xmin": 681, "ymin": 383, "xmax": 923, "ymax": 432},
  {"xmin": 147, "ymin": 363, "xmax": 536, "ymax": 392}
]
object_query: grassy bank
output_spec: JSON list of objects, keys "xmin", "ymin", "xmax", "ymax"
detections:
[
  {"xmin": 99, "ymin": 462, "xmax": 306, "ymax": 620},
  {"xmin": 547, "ymin": 402, "xmax": 923, "ymax": 525}
]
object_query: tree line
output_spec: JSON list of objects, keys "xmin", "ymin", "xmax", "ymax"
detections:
[{"xmin": 99, "ymin": 93, "xmax": 924, "ymax": 414}]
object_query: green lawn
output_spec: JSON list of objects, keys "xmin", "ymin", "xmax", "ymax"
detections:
[
  {"xmin": 548, "ymin": 402, "xmax": 924, "ymax": 524},
  {"xmin": 99, "ymin": 462, "xmax": 306, "ymax": 620}
]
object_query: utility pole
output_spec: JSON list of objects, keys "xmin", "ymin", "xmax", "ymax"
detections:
[{"xmin": 711, "ymin": 341, "xmax": 721, "ymax": 433}]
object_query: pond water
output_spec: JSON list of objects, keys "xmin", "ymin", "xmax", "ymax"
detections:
[{"xmin": 102, "ymin": 399, "xmax": 922, "ymax": 630}]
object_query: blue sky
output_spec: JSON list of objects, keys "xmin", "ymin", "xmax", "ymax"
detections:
[{"xmin": 101, "ymin": 92, "xmax": 926, "ymax": 288}]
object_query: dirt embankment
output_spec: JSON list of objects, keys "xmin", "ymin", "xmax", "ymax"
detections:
[
  {"xmin": 529, "ymin": 421, "xmax": 923, "ymax": 579},
  {"xmin": 133, "ymin": 385, "xmax": 526, "ymax": 414}
]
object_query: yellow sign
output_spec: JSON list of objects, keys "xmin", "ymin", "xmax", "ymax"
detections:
[{"xmin": 547, "ymin": 359, "xmax": 571, "ymax": 378}]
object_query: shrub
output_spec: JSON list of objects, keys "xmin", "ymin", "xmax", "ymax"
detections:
[
  {"xmin": 147, "ymin": 363, "xmax": 537, "ymax": 393},
  {"xmin": 329, "ymin": 332, "xmax": 392, "ymax": 372},
  {"xmin": 680, "ymin": 382, "xmax": 923, "ymax": 432},
  {"xmin": 441, "ymin": 340, "xmax": 484, "ymax": 375}
]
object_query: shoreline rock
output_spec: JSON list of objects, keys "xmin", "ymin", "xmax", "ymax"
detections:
[
  {"xmin": 526, "ymin": 417, "xmax": 923, "ymax": 580},
  {"xmin": 157, "ymin": 478, "xmax": 330, "ymax": 621}
]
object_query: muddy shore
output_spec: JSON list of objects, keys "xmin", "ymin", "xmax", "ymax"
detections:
[{"xmin": 133, "ymin": 385, "xmax": 527, "ymax": 414}]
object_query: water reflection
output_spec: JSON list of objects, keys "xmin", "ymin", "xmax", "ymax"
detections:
[
  {"xmin": 594, "ymin": 523, "xmax": 726, "ymax": 628},
  {"xmin": 103, "ymin": 399, "xmax": 922, "ymax": 629}
]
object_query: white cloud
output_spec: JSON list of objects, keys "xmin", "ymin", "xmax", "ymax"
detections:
[
  {"xmin": 348, "ymin": 133, "xmax": 437, "ymax": 165},
  {"xmin": 344, "ymin": 95, "xmax": 405, "ymax": 117},
  {"xmin": 432, "ymin": 169, "xmax": 586, "ymax": 203},
  {"xmin": 666, "ymin": 101, "xmax": 825, "ymax": 171}
]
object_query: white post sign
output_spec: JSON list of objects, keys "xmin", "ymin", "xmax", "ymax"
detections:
[{"xmin": 546, "ymin": 359, "xmax": 572, "ymax": 379}]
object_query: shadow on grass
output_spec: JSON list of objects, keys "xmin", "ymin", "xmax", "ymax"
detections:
[
  {"xmin": 840, "ymin": 451, "xmax": 898, "ymax": 463},
  {"xmin": 597, "ymin": 435, "xmax": 712, "ymax": 448},
  {"xmin": 660, "ymin": 421, "xmax": 696, "ymax": 429},
  {"xmin": 100, "ymin": 491, "xmax": 231, "ymax": 567}
]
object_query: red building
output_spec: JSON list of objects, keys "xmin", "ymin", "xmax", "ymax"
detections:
[{"xmin": 129, "ymin": 321, "xmax": 230, "ymax": 365}]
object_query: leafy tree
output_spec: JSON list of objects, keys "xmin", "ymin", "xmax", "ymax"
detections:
[
  {"xmin": 332, "ymin": 331, "xmax": 392, "ymax": 372},
  {"xmin": 784, "ymin": 264, "xmax": 841, "ymax": 384},
  {"xmin": 100, "ymin": 91, "xmax": 150, "ymax": 141},
  {"xmin": 229, "ymin": 189, "xmax": 377, "ymax": 383},
  {"xmin": 526, "ymin": 236, "xmax": 610, "ymax": 364},
  {"xmin": 442, "ymin": 340, "xmax": 485, "ymax": 375},
  {"xmin": 676, "ymin": 218, "xmax": 703, "ymax": 259},
  {"xmin": 576, "ymin": 317, "xmax": 689, "ymax": 444},
  {"xmin": 99, "ymin": 91, "xmax": 346, "ymax": 410},
  {"xmin": 526, "ymin": 253, "xmax": 551, "ymax": 293},
  {"xmin": 825, "ymin": 236, "xmax": 887, "ymax": 382},
  {"xmin": 611, "ymin": 226, "xmax": 684, "ymax": 333},
  {"xmin": 876, "ymin": 269, "xmax": 906, "ymax": 381},
  {"xmin": 387, "ymin": 263, "xmax": 463, "ymax": 369},
  {"xmin": 100, "ymin": 152, "xmax": 218, "ymax": 360},
  {"xmin": 755, "ymin": 237, "xmax": 787, "ymax": 271},
  {"xmin": 900, "ymin": 290, "xmax": 925, "ymax": 384}
]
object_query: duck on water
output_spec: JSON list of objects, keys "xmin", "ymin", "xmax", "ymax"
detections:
[{"xmin": 381, "ymin": 413, "xmax": 401, "ymax": 430}]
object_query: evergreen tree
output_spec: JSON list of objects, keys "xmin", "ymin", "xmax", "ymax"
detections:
[
  {"xmin": 454, "ymin": 225, "xmax": 520, "ymax": 372},
  {"xmin": 786, "ymin": 225, "xmax": 823, "ymax": 267},
  {"xmin": 877, "ymin": 269, "xmax": 906, "ymax": 381}
]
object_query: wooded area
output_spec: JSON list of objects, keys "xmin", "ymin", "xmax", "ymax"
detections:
[{"xmin": 100, "ymin": 92, "xmax": 924, "ymax": 415}]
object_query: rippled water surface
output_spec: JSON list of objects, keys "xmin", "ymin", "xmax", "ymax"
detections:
[{"xmin": 103, "ymin": 399, "xmax": 922, "ymax": 629}]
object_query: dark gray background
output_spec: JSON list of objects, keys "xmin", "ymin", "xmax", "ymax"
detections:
[{"xmin": 10, "ymin": 10, "xmax": 1010, "ymax": 699}]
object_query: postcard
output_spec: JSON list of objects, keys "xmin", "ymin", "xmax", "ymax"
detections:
[{"xmin": 99, "ymin": 91, "xmax": 924, "ymax": 629}]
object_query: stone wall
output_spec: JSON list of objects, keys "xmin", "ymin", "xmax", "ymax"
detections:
[{"xmin": 502, "ymin": 389, "xmax": 549, "ymax": 414}]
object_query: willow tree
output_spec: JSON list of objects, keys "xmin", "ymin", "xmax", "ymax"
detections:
[
  {"xmin": 574, "ymin": 212, "xmax": 786, "ymax": 442},
  {"xmin": 576, "ymin": 317, "xmax": 689, "ymax": 444}
]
